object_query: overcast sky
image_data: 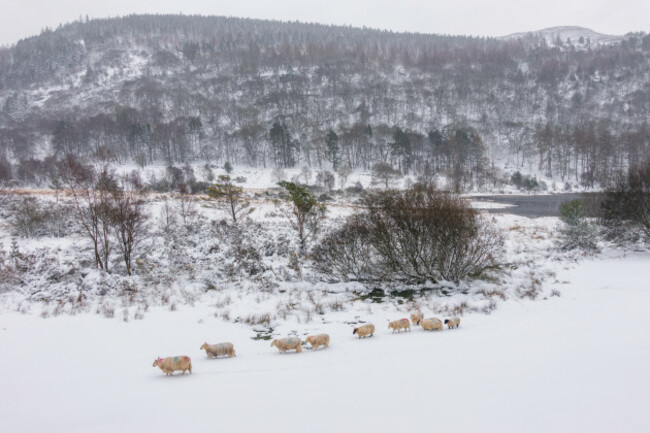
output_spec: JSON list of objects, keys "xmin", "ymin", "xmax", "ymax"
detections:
[{"xmin": 2, "ymin": 0, "xmax": 649, "ymax": 47}]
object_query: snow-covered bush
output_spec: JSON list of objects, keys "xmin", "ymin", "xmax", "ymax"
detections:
[
  {"xmin": 10, "ymin": 197, "xmax": 74, "ymax": 238},
  {"xmin": 557, "ymin": 199, "xmax": 598, "ymax": 252}
]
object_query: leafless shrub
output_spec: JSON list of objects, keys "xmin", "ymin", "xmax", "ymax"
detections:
[
  {"xmin": 449, "ymin": 301, "xmax": 469, "ymax": 316},
  {"xmin": 170, "ymin": 302, "xmax": 177, "ymax": 311},
  {"xmin": 100, "ymin": 303, "xmax": 115, "ymax": 318},
  {"xmin": 177, "ymin": 193, "xmax": 198, "ymax": 227},
  {"xmin": 158, "ymin": 198, "xmax": 177, "ymax": 232},
  {"xmin": 111, "ymin": 190, "xmax": 148, "ymax": 276},
  {"xmin": 550, "ymin": 289, "xmax": 561, "ymax": 297},
  {"xmin": 478, "ymin": 299, "xmax": 498, "ymax": 314},
  {"xmin": 214, "ymin": 296, "xmax": 232, "ymax": 308},
  {"xmin": 328, "ymin": 299, "xmax": 345, "ymax": 311},
  {"xmin": 517, "ymin": 272, "xmax": 543, "ymax": 300},
  {"xmin": 313, "ymin": 185, "xmax": 504, "ymax": 286},
  {"xmin": 600, "ymin": 160, "xmax": 650, "ymax": 242},
  {"xmin": 316, "ymin": 170, "xmax": 335, "ymax": 190}
]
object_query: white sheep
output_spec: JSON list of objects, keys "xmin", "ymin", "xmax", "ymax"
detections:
[
  {"xmin": 388, "ymin": 318, "xmax": 411, "ymax": 333},
  {"xmin": 305, "ymin": 334, "xmax": 330, "ymax": 350},
  {"xmin": 152, "ymin": 356, "xmax": 192, "ymax": 375},
  {"xmin": 200, "ymin": 342, "xmax": 235, "ymax": 358},
  {"xmin": 353, "ymin": 323, "xmax": 375, "ymax": 338},
  {"xmin": 444, "ymin": 317, "xmax": 461, "ymax": 329},
  {"xmin": 419, "ymin": 317, "xmax": 443, "ymax": 331},
  {"xmin": 410, "ymin": 312, "xmax": 424, "ymax": 326},
  {"xmin": 270, "ymin": 337, "xmax": 303, "ymax": 353}
]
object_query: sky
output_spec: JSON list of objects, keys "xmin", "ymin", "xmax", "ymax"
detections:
[{"xmin": 1, "ymin": 0, "xmax": 649, "ymax": 47}]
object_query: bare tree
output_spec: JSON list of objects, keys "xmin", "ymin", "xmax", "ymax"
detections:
[
  {"xmin": 60, "ymin": 157, "xmax": 116, "ymax": 271},
  {"xmin": 176, "ymin": 193, "xmax": 198, "ymax": 227},
  {"xmin": 337, "ymin": 165, "xmax": 353, "ymax": 189},
  {"xmin": 158, "ymin": 198, "xmax": 177, "ymax": 232},
  {"xmin": 112, "ymin": 190, "xmax": 148, "ymax": 276},
  {"xmin": 300, "ymin": 166, "xmax": 312, "ymax": 185},
  {"xmin": 315, "ymin": 170, "xmax": 335, "ymax": 190}
]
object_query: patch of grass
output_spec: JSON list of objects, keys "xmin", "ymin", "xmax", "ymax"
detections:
[
  {"xmin": 242, "ymin": 313, "xmax": 271, "ymax": 327},
  {"xmin": 481, "ymin": 289, "xmax": 507, "ymax": 300}
]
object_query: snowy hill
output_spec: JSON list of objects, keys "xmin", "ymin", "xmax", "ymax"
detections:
[
  {"xmin": 0, "ymin": 16, "xmax": 649, "ymax": 191},
  {"xmin": 502, "ymin": 26, "xmax": 623, "ymax": 47}
]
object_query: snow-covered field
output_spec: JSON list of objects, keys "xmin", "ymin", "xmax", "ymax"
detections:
[{"xmin": 1, "ymin": 250, "xmax": 649, "ymax": 433}]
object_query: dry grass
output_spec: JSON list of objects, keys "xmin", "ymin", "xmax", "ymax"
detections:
[
  {"xmin": 481, "ymin": 289, "xmax": 507, "ymax": 301},
  {"xmin": 242, "ymin": 313, "xmax": 272, "ymax": 327},
  {"xmin": 328, "ymin": 299, "xmax": 345, "ymax": 311}
]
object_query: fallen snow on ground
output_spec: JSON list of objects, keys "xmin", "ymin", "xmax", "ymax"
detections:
[
  {"xmin": 1, "ymin": 251, "xmax": 648, "ymax": 433},
  {"xmin": 470, "ymin": 200, "xmax": 517, "ymax": 209}
]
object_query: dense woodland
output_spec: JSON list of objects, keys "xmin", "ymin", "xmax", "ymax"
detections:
[{"xmin": 0, "ymin": 15, "xmax": 649, "ymax": 190}]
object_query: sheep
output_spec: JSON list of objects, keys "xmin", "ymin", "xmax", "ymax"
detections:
[
  {"xmin": 305, "ymin": 334, "xmax": 330, "ymax": 350},
  {"xmin": 444, "ymin": 317, "xmax": 461, "ymax": 329},
  {"xmin": 353, "ymin": 323, "xmax": 375, "ymax": 338},
  {"xmin": 200, "ymin": 342, "xmax": 235, "ymax": 358},
  {"xmin": 270, "ymin": 337, "xmax": 303, "ymax": 353},
  {"xmin": 388, "ymin": 318, "xmax": 411, "ymax": 333},
  {"xmin": 410, "ymin": 312, "xmax": 424, "ymax": 326},
  {"xmin": 152, "ymin": 356, "xmax": 192, "ymax": 375},
  {"xmin": 419, "ymin": 317, "xmax": 443, "ymax": 331}
]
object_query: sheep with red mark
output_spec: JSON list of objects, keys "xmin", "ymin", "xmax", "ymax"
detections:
[
  {"xmin": 271, "ymin": 337, "xmax": 303, "ymax": 353},
  {"xmin": 388, "ymin": 318, "xmax": 411, "ymax": 333},
  {"xmin": 200, "ymin": 342, "xmax": 235, "ymax": 358},
  {"xmin": 353, "ymin": 323, "xmax": 375, "ymax": 338},
  {"xmin": 444, "ymin": 317, "xmax": 461, "ymax": 329},
  {"xmin": 305, "ymin": 334, "xmax": 330, "ymax": 350},
  {"xmin": 419, "ymin": 317, "xmax": 443, "ymax": 331},
  {"xmin": 152, "ymin": 356, "xmax": 192, "ymax": 375}
]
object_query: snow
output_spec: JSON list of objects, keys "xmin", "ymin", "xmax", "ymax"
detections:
[
  {"xmin": 1, "ymin": 251, "xmax": 649, "ymax": 433},
  {"xmin": 470, "ymin": 200, "xmax": 516, "ymax": 209}
]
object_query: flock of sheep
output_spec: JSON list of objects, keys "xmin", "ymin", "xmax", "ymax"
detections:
[{"xmin": 152, "ymin": 313, "xmax": 461, "ymax": 376}]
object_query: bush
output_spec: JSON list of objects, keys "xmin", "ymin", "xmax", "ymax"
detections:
[
  {"xmin": 511, "ymin": 171, "xmax": 542, "ymax": 191},
  {"xmin": 11, "ymin": 197, "xmax": 74, "ymax": 238},
  {"xmin": 600, "ymin": 161, "xmax": 650, "ymax": 242},
  {"xmin": 557, "ymin": 199, "xmax": 598, "ymax": 251},
  {"xmin": 313, "ymin": 185, "xmax": 503, "ymax": 285}
]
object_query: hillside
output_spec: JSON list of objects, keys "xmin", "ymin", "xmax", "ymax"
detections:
[{"xmin": 0, "ymin": 15, "xmax": 649, "ymax": 190}]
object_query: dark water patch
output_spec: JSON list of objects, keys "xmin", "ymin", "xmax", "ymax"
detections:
[
  {"xmin": 470, "ymin": 193, "xmax": 603, "ymax": 218},
  {"xmin": 354, "ymin": 286, "xmax": 456, "ymax": 304}
]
